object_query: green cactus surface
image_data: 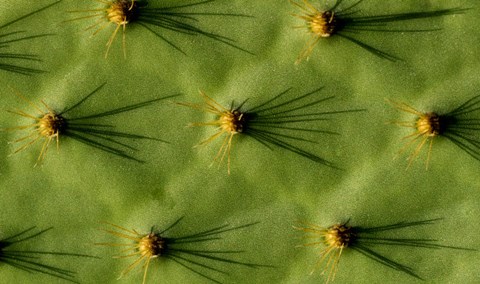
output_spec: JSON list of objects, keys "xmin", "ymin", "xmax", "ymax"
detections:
[{"xmin": 0, "ymin": 0, "xmax": 479, "ymax": 283}]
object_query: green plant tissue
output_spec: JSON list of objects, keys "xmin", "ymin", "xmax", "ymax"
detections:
[{"xmin": 0, "ymin": 0, "xmax": 479, "ymax": 283}]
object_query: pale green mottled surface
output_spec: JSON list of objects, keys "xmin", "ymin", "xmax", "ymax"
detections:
[{"xmin": 0, "ymin": 0, "xmax": 479, "ymax": 283}]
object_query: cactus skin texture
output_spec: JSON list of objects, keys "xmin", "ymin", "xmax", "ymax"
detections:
[{"xmin": 0, "ymin": 0, "xmax": 479, "ymax": 283}]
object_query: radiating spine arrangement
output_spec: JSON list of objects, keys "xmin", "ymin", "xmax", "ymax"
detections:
[
  {"xmin": 67, "ymin": 0, "xmax": 251, "ymax": 58},
  {"xmin": 97, "ymin": 218, "xmax": 265, "ymax": 284},
  {"xmin": 295, "ymin": 218, "xmax": 472, "ymax": 283},
  {"xmin": 290, "ymin": 0, "xmax": 467, "ymax": 64},
  {"xmin": 4, "ymin": 84, "xmax": 175, "ymax": 165},
  {"xmin": 389, "ymin": 95, "xmax": 480, "ymax": 169},
  {"xmin": 179, "ymin": 87, "xmax": 364, "ymax": 174},
  {"xmin": 0, "ymin": 0, "xmax": 477, "ymax": 283},
  {"xmin": 0, "ymin": 1, "xmax": 61, "ymax": 75},
  {"xmin": 0, "ymin": 226, "xmax": 94, "ymax": 283}
]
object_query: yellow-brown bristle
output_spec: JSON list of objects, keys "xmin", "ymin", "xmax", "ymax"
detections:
[
  {"xmin": 324, "ymin": 224, "xmax": 355, "ymax": 249},
  {"xmin": 309, "ymin": 11, "xmax": 336, "ymax": 37},
  {"xmin": 416, "ymin": 112, "xmax": 441, "ymax": 137},
  {"xmin": 220, "ymin": 110, "xmax": 246, "ymax": 134},
  {"xmin": 138, "ymin": 233, "xmax": 165, "ymax": 258},
  {"xmin": 107, "ymin": 0, "xmax": 136, "ymax": 25},
  {"xmin": 38, "ymin": 113, "xmax": 66, "ymax": 138}
]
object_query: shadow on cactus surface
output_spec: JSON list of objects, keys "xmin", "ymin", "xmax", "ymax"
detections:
[
  {"xmin": 67, "ymin": 0, "xmax": 252, "ymax": 58},
  {"xmin": 4, "ymin": 83, "xmax": 173, "ymax": 165},
  {"xmin": 179, "ymin": 87, "xmax": 364, "ymax": 174},
  {"xmin": 389, "ymin": 94, "xmax": 480, "ymax": 169},
  {"xmin": 295, "ymin": 218, "xmax": 474, "ymax": 283},
  {"xmin": 97, "ymin": 218, "xmax": 268, "ymax": 284},
  {"xmin": 290, "ymin": 0, "xmax": 468, "ymax": 64},
  {"xmin": 0, "ymin": 1, "xmax": 60, "ymax": 75},
  {"xmin": 0, "ymin": 0, "xmax": 479, "ymax": 283},
  {"xmin": 0, "ymin": 226, "xmax": 95, "ymax": 283}
]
